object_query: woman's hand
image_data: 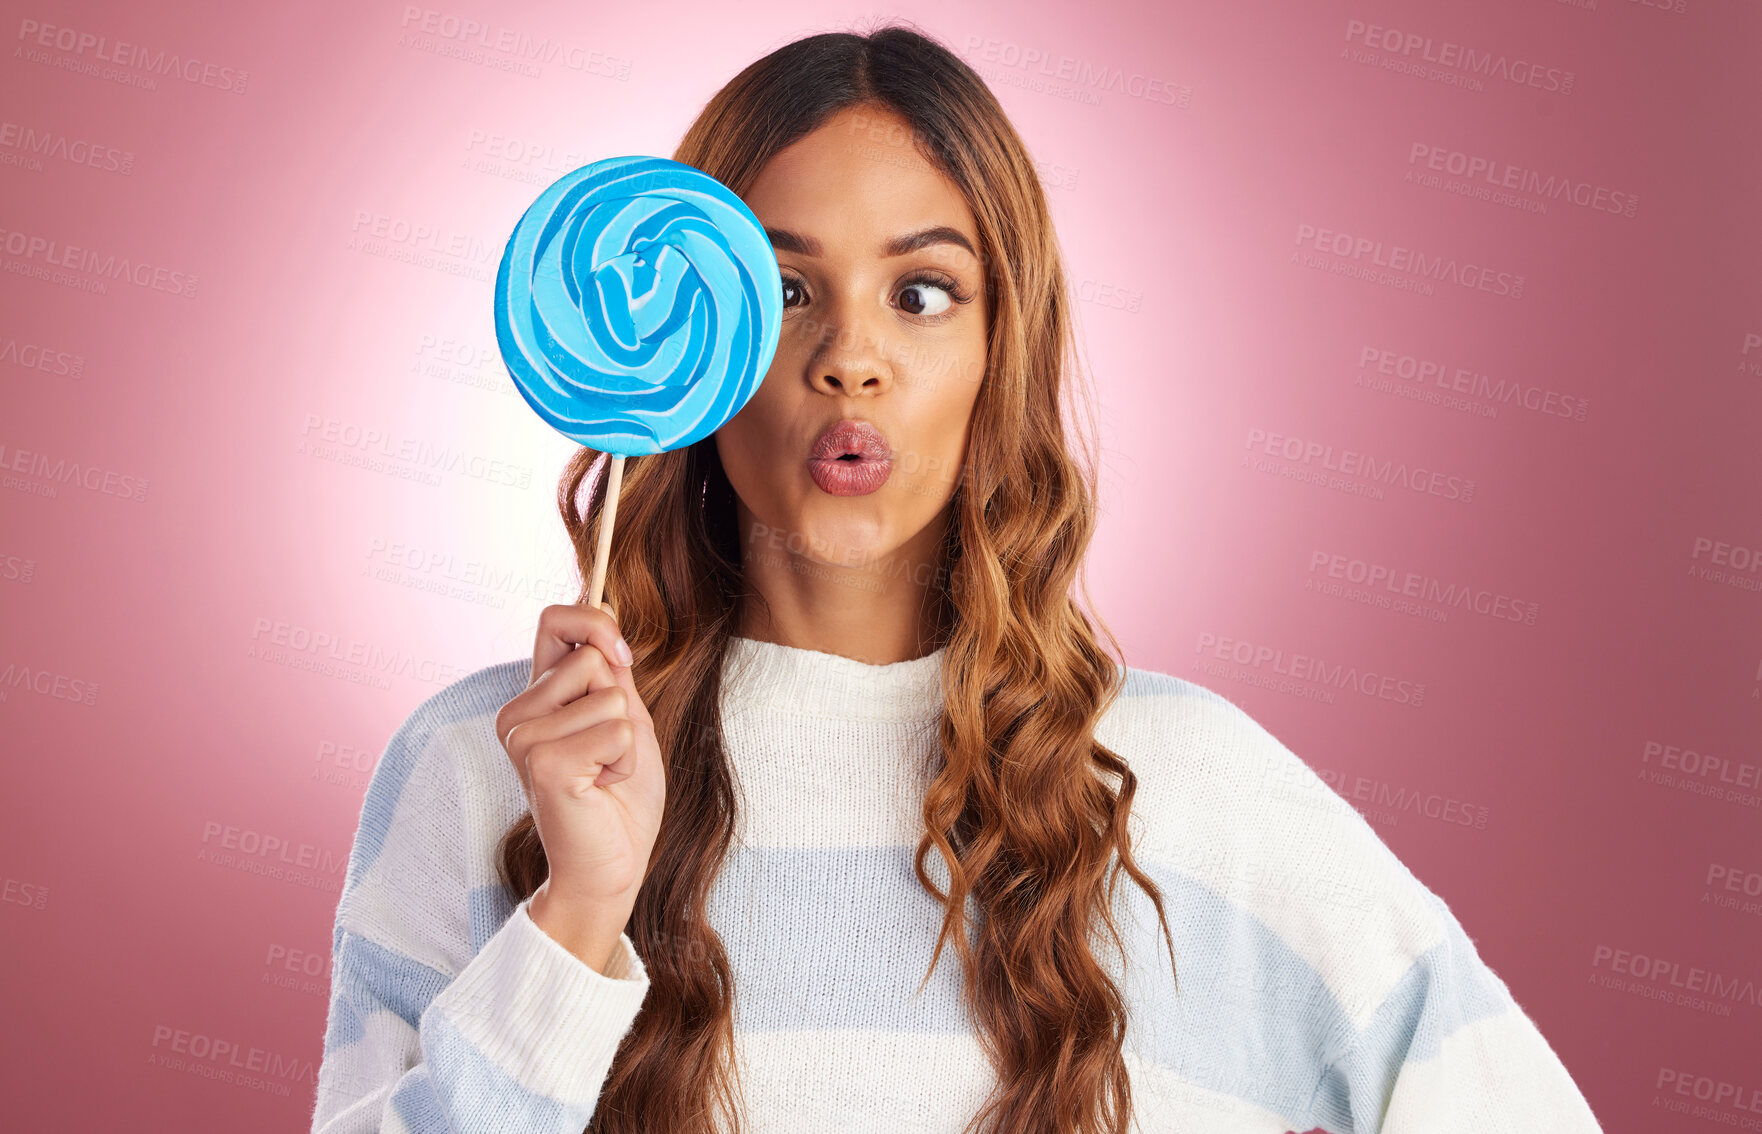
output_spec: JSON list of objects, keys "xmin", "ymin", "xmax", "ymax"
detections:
[{"xmin": 494, "ymin": 602, "xmax": 666, "ymax": 972}]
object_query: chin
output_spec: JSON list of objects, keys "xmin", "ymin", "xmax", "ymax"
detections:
[{"xmin": 792, "ymin": 503, "xmax": 895, "ymax": 571}]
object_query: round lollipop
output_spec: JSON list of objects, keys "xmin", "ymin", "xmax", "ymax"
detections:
[{"xmin": 494, "ymin": 155, "xmax": 783, "ymax": 609}]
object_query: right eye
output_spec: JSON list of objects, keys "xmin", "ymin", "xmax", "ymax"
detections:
[{"xmin": 780, "ymin": 273, "xmax": 806, "ymax": 309}]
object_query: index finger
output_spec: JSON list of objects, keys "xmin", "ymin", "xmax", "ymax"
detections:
[{"xmin": 530, "ymin": 602, "xmax": 630, "ymax": 687}]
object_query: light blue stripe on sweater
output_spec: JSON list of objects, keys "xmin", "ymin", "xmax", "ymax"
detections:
[
  {"xmin": 469, "ymin": 882, "xmax": 518, "ymax": 955},
  {"xmin": 708, "ymin": 843, "xmax": 973, "ymax": 1033},
  {"xmin": 386, "ymin": 1066, "xmax": 449, "ymax": 1130},
  {"xmin": 1310, "ymin": 902, "xmax": 1515, "ymax": 1132},
  {"xmin": 336, "ymin": 661, "xmax": 526, "ymax": 958},
  {"xmin": 703, "ymin": 841, "xmax": 1352, "ymax": 1115},
  {"xmin": 410, "ymin": 1007, "xmax": 588, "ymax": 1131},
  {"xmin": 328, "ymin": 930, "xmax": 453, "ymax": 1042},
  {"xmin": 690, "ymin": 840, "xmax": 1511, "ymax": 1126},
  {"xmin": 324, "ymin": 922, "xmax": 591, "ymax": 1132},
  {"xmin": 352, "ymin": 660, "xmax": 526, "ymax": 883},
  {"xmin": 1118, "ymin": 860, "xmax": 1357, "ymax": 1120}
]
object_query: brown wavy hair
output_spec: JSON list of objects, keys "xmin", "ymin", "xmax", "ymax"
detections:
[{"xmin": 496, "ymin": 21, "xmax": 1178, "ymax": 1134}]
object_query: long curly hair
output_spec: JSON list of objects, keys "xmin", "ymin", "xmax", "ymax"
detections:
[{"xmin": 496, "ymin": 21, "xmax": 1178, "ymax": 1134}]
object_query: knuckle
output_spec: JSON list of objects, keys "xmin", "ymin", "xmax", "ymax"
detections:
[{"xmin": 524, "ymin": 738, "xmax": 562, "ymax": 783}]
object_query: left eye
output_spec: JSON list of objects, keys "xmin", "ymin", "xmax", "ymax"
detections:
[{"xmin": 899, "ymin": 280, "xmax": 953, "ymax": 317}]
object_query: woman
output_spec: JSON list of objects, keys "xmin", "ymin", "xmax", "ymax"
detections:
[{"xmin": 310, "ymin": 23, "xmax": 1603, "ymax": 1134}]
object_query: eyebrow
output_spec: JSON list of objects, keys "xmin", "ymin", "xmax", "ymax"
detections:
[{"xmin": 763, "ymin": 224, "xmax": 977, "ymax": 261}]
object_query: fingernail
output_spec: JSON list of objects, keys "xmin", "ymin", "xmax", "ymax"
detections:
[{"xmin": 613, "ymin": 637, "xmax": 633, "ymax": 666}]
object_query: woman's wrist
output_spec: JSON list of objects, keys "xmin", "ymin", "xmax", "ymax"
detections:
[{"xmin": 527, "ymin": 885, "xmax": 632, "ymax": 976}]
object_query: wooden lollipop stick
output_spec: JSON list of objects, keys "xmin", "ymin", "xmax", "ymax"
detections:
[{"xmin": 586, "ymin": 453, "xmax": 625, "ymax": 612}]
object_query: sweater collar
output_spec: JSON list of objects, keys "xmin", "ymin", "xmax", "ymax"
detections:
[{"xmin": 722, "ymin": 635, "xmax": 946, "ymax": 725}]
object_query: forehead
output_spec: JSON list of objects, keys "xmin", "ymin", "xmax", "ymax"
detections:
[{"xmin": 741, "ymin": 105, "xmax": 977, "ymax": 254}]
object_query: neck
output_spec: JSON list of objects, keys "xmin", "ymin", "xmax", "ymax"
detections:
[{"xmin": 732, "ymin": 500, "xmax": 948, "ymax": 665}]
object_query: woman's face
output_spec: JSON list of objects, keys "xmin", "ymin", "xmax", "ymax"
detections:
[{"xmin": 714, "ymin": 104, "xmax": 988, "ymax": 579}]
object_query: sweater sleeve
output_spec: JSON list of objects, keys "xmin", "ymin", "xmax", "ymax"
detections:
[
  {"xmin": 1309, "ymin": 893, "xmax": 1604, "ymax": 1134},
  {"xmin": 309, "ymin": 685, "xmax": 651, "ymax": 1133}
]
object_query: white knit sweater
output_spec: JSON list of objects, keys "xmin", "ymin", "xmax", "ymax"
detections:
[{"xmin": 310, "ymin": 636, "xmax": 1604, "ymax": 1133}]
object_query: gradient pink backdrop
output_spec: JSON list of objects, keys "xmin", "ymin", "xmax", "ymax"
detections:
[{"xmin": 3, "ymin": 0, "xmax": 1759, "ymax": 1129}]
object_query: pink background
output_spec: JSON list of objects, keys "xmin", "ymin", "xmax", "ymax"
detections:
[{"xmin": 3, "ymin": 0, "xmax": 1759, "ymax": 1129}]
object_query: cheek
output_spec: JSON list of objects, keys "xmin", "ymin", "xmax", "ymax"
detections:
[
  {"xmin": 713, "ymin": 412, "xmax": 764, "ymax": 498},
  {"xmin": 934, "ymin": 345, "xmax": 984, "ymax": 445},
  {"xmin": 724, "ymin": 373, "xmax": 787, "ymax": 449},
  {"xmin": 715, "ymin": 387, "xmax": 798, "ymax": 505},
  {"xmin": 898, "ymin": 373, "xmax": 982, "ymax": 499}
]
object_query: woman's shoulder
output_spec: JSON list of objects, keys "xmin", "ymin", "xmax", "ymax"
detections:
[
  {"xmin": 1099, "ymin": 665, "xmax": 1600, "ymax": 1129},
  {"xmin": 333, "ymin": 657, "xmax": 532, "ymax": 969},
  {"xmin": 352, "ymin": 656, "xmax": 531, "ymax": 851},
  {"xmin": 1097, "ymin": 663, "xmax": 1367, "ymax": 841},
  {"xmin": 1097, "ymin": 662, "xmax": 1467, "ymax": 1025},
  {"xmin": 378, "ymin": 656, "xmax": 531, "ymax": 772}
]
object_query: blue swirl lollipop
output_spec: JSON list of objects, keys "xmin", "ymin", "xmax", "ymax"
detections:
[
  {"xmin": 494, "ymin": 155, "xmax": 782, "ymax": 456},
  {"xmin": 493, "ymin": 155, "xmax": 782, "ymax": 607}
]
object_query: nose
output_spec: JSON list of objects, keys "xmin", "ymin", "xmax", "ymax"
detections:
[{"xmin": 803, "ymin": 300, "xmax": 895, "ymax": 398}]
